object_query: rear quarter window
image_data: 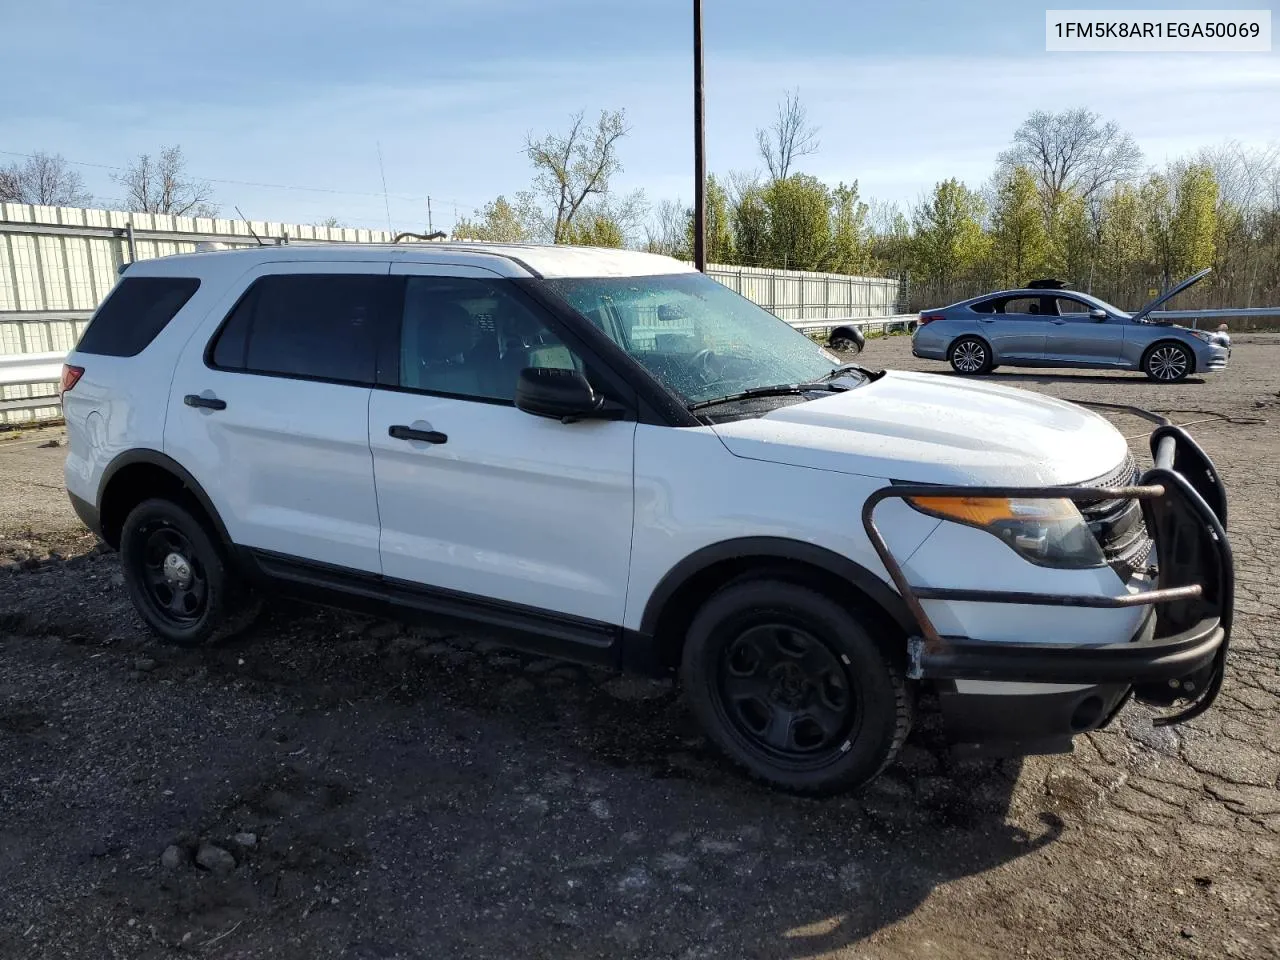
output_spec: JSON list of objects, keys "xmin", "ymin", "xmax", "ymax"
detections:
[{"xmin": 75, "ymin": 277, "xmax": 200, "ymax": 357}]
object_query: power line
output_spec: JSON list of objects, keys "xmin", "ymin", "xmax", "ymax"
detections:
[{"xmin": 0, "ymin": 149, "xmax": 483, "ymax": 213}]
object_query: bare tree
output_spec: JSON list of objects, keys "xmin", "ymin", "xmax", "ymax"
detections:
[
  {"xmin": 644, "ymin": 198, "xmax": 688, "ymax": 256},
  {"xmin": 998, "ymin": 108, "xmax": 1142, "ymax": 216},
  {"xmin": 756, "ymin": 89, "xmax": 820, "ymax": 182},
  {"xmin": 525, "ymin": 110, "xmax": 630, "ymax": 243},
  {"xmin": 111, "ymin": 146, "xmax": 217, "ymax": 217},
  {"xmin": 0, "ymin": 152, "xmax": 93, "ymax": 206}
]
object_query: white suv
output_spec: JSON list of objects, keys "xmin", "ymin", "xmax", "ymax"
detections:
[{"xmin": 61, "ymin": 243, "xmax": 1233, "ymax": 794}]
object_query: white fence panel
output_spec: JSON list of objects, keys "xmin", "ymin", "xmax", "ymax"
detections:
[{"xmin": 0, "ymin": 204, "xmax": 901, "ymax": 424}]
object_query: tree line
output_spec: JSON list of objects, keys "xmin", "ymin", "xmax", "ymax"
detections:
[
  {"xmin": 8, "ymin": 101, "xmax": 1279, "ymax": 311},
  {"xmin": 459, "ymin": 100, "xmax": 1280, "ymax": 311}
]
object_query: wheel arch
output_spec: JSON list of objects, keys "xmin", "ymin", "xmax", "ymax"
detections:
[
  {"xmin": 949, "ymin": 332, "xmax": 994, "ymax": 360},
  {"xmin": 1141, "ymin": 337, "xmax": 1197, "ymax": 375},
  {"xmin": 97, "ymin": 449, "xmax": 232, "ymax": 550},
  {"xmin": 629, "ymin": 537, "xmax": 917, "ymax": 675}
]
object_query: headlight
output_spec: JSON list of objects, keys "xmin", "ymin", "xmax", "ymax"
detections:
[
  {"xmin": 1188, "ymin": 330, "xmax": 1215, "ymax": 344},
  {"xmin": 906, "ymin": 495, "xmax": 1105, "ymax": 569}
]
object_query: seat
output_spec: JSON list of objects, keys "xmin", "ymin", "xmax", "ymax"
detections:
[{"xmin": 402, "ymin": 296, "xmax": 483, "ymax": 397}]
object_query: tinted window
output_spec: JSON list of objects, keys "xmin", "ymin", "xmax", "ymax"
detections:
[
  {"xmin": 76, "ymin": 276, "xmax": 199, "ymax": 357},
  {"xmin": 210, "ymin": 275, "xmax": 390, "ymax": 385},
  {"xmin": 399, "ymin": 276, "xmax": 581, "ymax": 402},
  {"xmin": 998, "ymin": 296, "xmax": 1053, "ymax": 316}
]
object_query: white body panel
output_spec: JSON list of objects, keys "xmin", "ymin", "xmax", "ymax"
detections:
[
  {"xmin": 162, "ymin": 260, "xmax": 385, "ymax": 573},
  {"xmin": 369, "ymin": 393, "xmax": 636, "ymax": 623},
  {"xmin": 709, "ymin": 370, "xmax": 1128, "ymax": 486}
]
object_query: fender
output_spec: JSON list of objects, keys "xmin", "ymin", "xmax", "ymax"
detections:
[
  {"xmin": 97, "ymin": 448, "xmax": 233, "ymax": 547},
  {"xmin": 637, "ymin": 536, "xmax": 918, "ymax": 639}
]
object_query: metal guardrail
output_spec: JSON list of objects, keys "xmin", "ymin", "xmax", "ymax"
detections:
[
  {"xmin": 1148, "ymin": 307, "xmax": 1280, "ymax": 325},
  {"xmin": 787, "ymin": 314, "xmax": 917, "ymax": 334}
]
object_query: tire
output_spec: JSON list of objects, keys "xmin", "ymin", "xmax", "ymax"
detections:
[
  {"xmin": 829, "ymin": 336, "xmax": 861, "ymax": 353},
  {"xmin": 948, "ymin": 336, "xmax": 993, "ymax": 375},
  {"xmin": 680, "ymin": 579, "xmax": 912, "ymax": 795},
  {"xmin": 1143, "ymin": 341, "xmax": 1193, "ymax": 382},
  {"xmin": 119, "ymin": 498, "xmax": 261, "ymax": 646}
]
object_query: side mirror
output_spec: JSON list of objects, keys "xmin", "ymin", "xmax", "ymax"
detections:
[
  {"xmin": 514, "ymin": 367, "xmax": 623, "ymax": 423},
  {"xmin": 1089, "ymin": 309, "xmax": 1107, "ymax": 322}
]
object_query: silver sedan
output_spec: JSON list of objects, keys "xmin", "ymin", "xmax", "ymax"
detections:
[{"xmin": 911, "ymin": 270, "xmax": 1230, "ymax": 382}]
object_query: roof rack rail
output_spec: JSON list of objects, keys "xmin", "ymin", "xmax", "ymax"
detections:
[{"xmin": 393, "ymin": 231, "xmax": 448, "ymax": 243}]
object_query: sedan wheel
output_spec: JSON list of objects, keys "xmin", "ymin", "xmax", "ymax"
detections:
[
  {"xmin": 948, "ymin": 337, "xmax": 992, "ymax": 375},
  {"xmin": 1145, "ymin": 343, "xmax": 1192, "ymax": 382}
]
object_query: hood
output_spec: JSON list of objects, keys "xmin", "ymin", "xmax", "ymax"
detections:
[
  {"xmin": 1132, "ymin": 268, "xmax": 1211, "ymax": 322},
  {"xmin": 709, "ymin": 371, "xmax": 1130, "ymax": 485}
]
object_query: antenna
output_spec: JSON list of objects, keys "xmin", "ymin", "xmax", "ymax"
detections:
[
  {"xmin": 376, "ymin": 142, "xmax": 393, "ymax": 234},
  {"xmin": 234, "ymin": 206, "xmax": 266, "ymax": 246}
]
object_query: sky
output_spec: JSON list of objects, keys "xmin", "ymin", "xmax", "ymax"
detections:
[{"xmin": 1, "ymin": 0, "xmax": 1277, "ymax": 234}]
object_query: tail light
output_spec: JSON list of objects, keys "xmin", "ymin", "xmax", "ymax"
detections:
[
  {"xmin": 59, "ymin": 364, "xmax": 84, "ymax": 397},
  {"xmin": 917, "ymin": 313, "xmax": 945, "ymax": 326}
]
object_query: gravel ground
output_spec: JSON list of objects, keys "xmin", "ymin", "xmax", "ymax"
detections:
[{"xmin": 1, "ymin": 336, "xmax": 1277, "ymax": 960}]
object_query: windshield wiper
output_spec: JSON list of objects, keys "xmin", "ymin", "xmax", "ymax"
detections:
[
  {"xmin": 820, "ymin": 362, "xmax": 883, "ymax": 382},
  {"xmin": 688, "ymin": 381, "xmax": 848, "ymax": 411}
]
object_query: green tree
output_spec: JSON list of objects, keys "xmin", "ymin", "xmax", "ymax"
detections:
[
  {"xmin": 1047, "ymin": 190, "xmax": 1095, "ymax": 286},
  {"xmin": 1171, "ymin": 163, "xmax": 1218, "ymax": 278},
  {"xmin": 562, "ymin": 211, "xmax": 626, "ymax": 248},
  {"xmin": 451, "ymin": 194, "xmax": 538, "ymax": 242},
  {"xmin": 1096, "ymin": 183, "xmax": 1148, "ymax": 304},
  {"xmin": 829, "ymin": 181, "xmax": 870, "ymax": 274},
  {"xmin": 729, "ymin": 177, "xmax": 770, "ymax": 267},
  {"xmin": 525, "ymin": 109, "xmax": 629, "ymax": 243},
  {"xmin": 684, "ymin": 174, "xmax": 734, "ymax": 264},
  {"xmin": 990, "ymin": 166, "xmax": 1051, "ymax": 285},
  {"xmin": 1140, "ymin": 165, "xmax": 1216, "ymax": 288},
  {"xmin": 762, "ymin": 174, "xmax": 832, "ymax": 271},
  {"xmin": 910, "ymin": 179, "xmax": 988, "ymax": 286}
]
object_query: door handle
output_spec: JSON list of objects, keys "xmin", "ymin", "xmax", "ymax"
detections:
[
  {"xmin": 389, "ymin": 424, "xmax": 447, "ymax": 444},
  {"xmin": 977, "ymin": 318, "xmax": 994, "ymax": 323},
  {"xmin": 1051, "ymin": 320, "xmax": 1067, "ymax": 325},
  {"xmin": 184, "ymin": 394, "xmax": 226, "ymax": 410}
]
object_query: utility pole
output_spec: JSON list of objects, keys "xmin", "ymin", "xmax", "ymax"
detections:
[
  {"xmin": 693, "ymin": 0, "xmax": 707, "ymax": 272},
  {"xmin": 427, "ymin": 196, "xmax": 434, "ymax": 234}
]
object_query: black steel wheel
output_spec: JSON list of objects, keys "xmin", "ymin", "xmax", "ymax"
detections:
[
  {"xmin": 1144, "ymin": 342, "xmax": 1193, "ymax": 382},
  {"xmin": 681, "ymin": 579, "xmax": 912, "ymax": 794},
  {"xmin": 120, "ymin": 498, "xmax": 260, "ymax": 646},
  {"xmin": 948, "ymin": 336, "xmax": 993, "ymax": 375}
]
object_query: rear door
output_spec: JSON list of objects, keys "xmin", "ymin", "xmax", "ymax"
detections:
[
  {"xmin": 367, "ymin": 262, "xmax": 637, "ymax": 635},
  {"xmin": 1046, "ymin": 296, "xmax": 1124, "ymax": 364},
  {"xmin": 974, "ymin": 296, "xmax": 1051, "ymax": 360},
  {"xmin": 164, "ymin": 261, "xmax": 395, "ymax": 574}
]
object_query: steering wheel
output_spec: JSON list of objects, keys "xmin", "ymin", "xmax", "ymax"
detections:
[{"xmin": 690, "ymin": 348, "xmax": 723, "ymax": 384}]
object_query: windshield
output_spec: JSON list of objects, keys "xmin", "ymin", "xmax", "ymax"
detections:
[{"xmin": 545, "ymin": 272, "xmax": 846, "ymax": 406}]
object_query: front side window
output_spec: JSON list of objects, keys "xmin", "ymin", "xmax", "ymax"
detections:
[
  {"xmin": 544, "ymin": 272, "xmax": 843, "ymax": 406},
  {"xmin": 399, "ymin": 276, "xmax": 582, "ymax": 403},
  {"xmin": 209, "ymin": 274, "xmax": 390, "ymax": 384},
  {"xmin": 1055, "ymin": 298, "xmax": 1091, "ymax": 317}
]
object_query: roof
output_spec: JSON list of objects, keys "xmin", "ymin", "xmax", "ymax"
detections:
[{"xmin": 128, "ymin": 242, "xmax": 696, "ymax": 280}]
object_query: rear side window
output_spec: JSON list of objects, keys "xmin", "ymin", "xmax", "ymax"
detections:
[
  {"xmin": 76, "ymin": 277, "xmax": 200, "ymax": 357},
  {"xmin": 209, "ymin": 275, "xmax": 392, "ymax": 385}
]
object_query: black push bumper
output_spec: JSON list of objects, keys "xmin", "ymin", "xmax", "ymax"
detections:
[{"xmin": 863, "ymin": 423, "xmax": 1233, "ymax": 730}]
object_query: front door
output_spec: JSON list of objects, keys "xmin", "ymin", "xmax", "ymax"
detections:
[
  {"xmin": 1045, "ymin": 297, "xmax": 1125, "ymax": 364},
  {"xmin": 164, "ymin": 262, "xmax": 394, "ymax": 574},
  {"xmin": 368, "ymin": 263, "xmax": 637, "ymax": 642}
]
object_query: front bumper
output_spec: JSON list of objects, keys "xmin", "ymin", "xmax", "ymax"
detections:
[{"xmin": 864, "ymin": 423, "xmax": 1233, "ymax": 745}]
